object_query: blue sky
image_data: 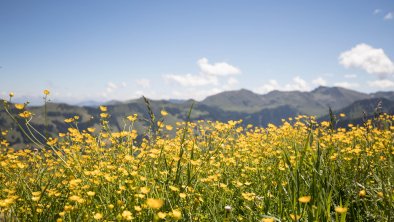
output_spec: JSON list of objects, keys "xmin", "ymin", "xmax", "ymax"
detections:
[{"xmin": 1, "ymin": 0, "xmax": 394, "ymax": 104}]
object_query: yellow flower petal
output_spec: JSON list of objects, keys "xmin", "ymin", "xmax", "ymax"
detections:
[{"xmin": 146, "ymin": 198, "xmax": 164, "ymax": 209}]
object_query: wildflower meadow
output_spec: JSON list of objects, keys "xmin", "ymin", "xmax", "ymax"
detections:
[{"xmin": 0, "ymin": 91, "xmax": 393, "ymax": 221}]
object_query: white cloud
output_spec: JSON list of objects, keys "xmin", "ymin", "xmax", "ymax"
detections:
[
  {"xmin": 172, "ymin": 87, "xmax": 224, "ymax": 101},
  {"xmin": 197, "ymin": 57, "xmax": 241, "ymax": 76},
  {"xmin": 373, "ymin": 9, "xmax": 381, "ymax": 15},
  {"xmin": 334, "ymin": 81, "xmax": 360, "ymax": 89},
  {"xmin": 164, "ymin": 76, "xmax": 240, "ymax": 101},
  {"xmin": 136, "ymin": 78, "xmax": 151, "ymax": 88},
  {"xmin": 255, "ymin": 79, "xmax": 280, "ymax": 94},
  {"xmin": 344, "ymin": 74, "xmax": 357, "ymax": 79},
  {"xmin": 384, "ymin": 12, "xmax": 393, "ymax": 20},
  {"xmin": 226, "ymin": 77, "xmax": 239, "ymax": 87},
  {"xmin": 164, "ymin": 57, "xmax": 241, "ymax": 87},
  {"xmin": 339, "ymin": 43, "xmax": 394, "ymax": 78},
  {"xmin": 134, "ymin": 90, "xmax": 144, "ymax": 96},
  {"xmin": 256, "ymin": 76, "xmax": 311, "ymax": 94},
  {"xmin": 312, "ymin": 77, "xmax": 327, "ymax": 86},
  {"xmin": 164, "ymin": 73, "xmax": 218, "ymax": 87},
  {"xmin": 103, "ymin": 81, "xmax": 128, "ymax": 96},
  {"xmin": 284, "ymin": 76, "xmax": 310, "ymax": 91},
  {"xmin": 106, "ymin": 82, "xmax": 118, "ymax": 93},
  {"xmin": 368, "ymin": 79, "xmax": 394, "ymax": 88}
]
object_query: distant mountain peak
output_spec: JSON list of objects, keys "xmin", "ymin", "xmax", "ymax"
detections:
[{"xmin": 312, "ymin": 85, "xmax": 342, "ymax": 93}]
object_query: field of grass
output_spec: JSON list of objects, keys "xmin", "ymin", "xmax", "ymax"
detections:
[{"xmin": 0, "ymin": 93, "xmax": 393, "ymax": 221}]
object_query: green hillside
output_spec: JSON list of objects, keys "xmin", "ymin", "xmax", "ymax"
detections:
[{"xmin": 1, "ymin": 86, "xmax": 393, "ymax": 147}]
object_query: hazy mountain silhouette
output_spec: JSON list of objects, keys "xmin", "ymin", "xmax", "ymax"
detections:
[{"xmin": 1, "ymin": 86, "xmax": 393, "ymax": 146}]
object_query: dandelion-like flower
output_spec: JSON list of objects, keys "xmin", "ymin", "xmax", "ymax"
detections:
[
  {"xmin": 99, "ymin": 106, "xmax": 107, "ymax": 112},
  {"xmin": 100, "ymin": 113, "xmax": 109, "ymax": 118},
  {"xmin": 93, "ymin": 213, "xmax": 103, "ymax": 220},
  {"xmin": 298, "ymin": 196, "xmax": 311, "ymax": 203},
  {"xmin": 19, "ymin": 111, "xmax": 32, "ymax": 118},
  {"xmin": 171, "ymin": 209, "xmax": 182, "ymax": 220},
  {"xmin": 335, "ymin": 206, "xmax": 348, "ymax": 214},
  {"xmin": 127, "ymin": 114, "xmax": 138, "ymax": 122},
  {"xmin": 140, "ymin": 187, "xmax": 150, "ymax": 194},
  {"xmin": 161, "ymin": 110, "xmax": 168, "ymax": 116},
  {"xmin": 15, "ymin": 104, "xmax": 24, "ymax": 110},
  {"xmin": 146, "ymin": 198, "xmax": 164, "ymax": 209},
  {"xmin": 289, "ymin": 214, "xmax": 301, "ymax": 221},
  {"xmin": 358, "ymin": 189, "xmax": 366, "ymax": 198},
  {"xmin": 157, "ymin": 212, "xmax": 167, "ymax": 219},
  {"xmin": 122, "ymin": 210, "xmax": 133, "ymax": 221},
  {"xmin": 46, "ymin": 137, "xmax": 58, "ymax": 146}
]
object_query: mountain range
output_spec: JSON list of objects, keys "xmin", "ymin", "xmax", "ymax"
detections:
[{"xmin": 1, "ymin": 86, "xmax": 393, "ymax": 146}]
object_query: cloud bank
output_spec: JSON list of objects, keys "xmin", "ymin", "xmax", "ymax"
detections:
[
  {"xmin": 368, "ymin": 79, "xmax": 394, "ymax": 88},
  {"xmin": 197, "ymin": 57, "xmax": 241, "ymax": 76},
  {"xmin": 256, "ymin": 76, "xmax": 321, "ymax": 94},
  {"xmin": 339, "ymin": 43, "xmax": 394, "ymax": 78},
  {"xmin": 164, "ymin": 58, "xmax": 241, "ymax": 87}
]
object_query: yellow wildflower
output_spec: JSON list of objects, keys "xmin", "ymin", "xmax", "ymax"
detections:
[
  {"xmin": 64, "ymin": 118, "xmax": 74, "ymax": 123},
  {"xmin": 146, "ymin": 198, "xmax": 164, "ymax": 209},
  {"xmin": 99, "ymin": 106, "xmax": 107, "ymax": 112},
  {"xmin": 15, "ymin": 104, "xmax": 25, "ymax": 110},
  {"xmin": 19, "ymin": 111, "xmax": 32, "ymax": 118},
  {"xmin": 87, "ymin": 127, "xmax": 95, "ymax": 133},
  {"xmin": 335, "ymin": 206, "xmax": 348, "ymax": 214},
  {"xmin": 93, "ymin": 213, "xmax": 103, "ymax": 220},
  {"xmin": 169, "ymin": 186, "xmax": 179, "ymax": 192},
  {"xmin": 289, "ymin": 214, "xmax": 301, "ymax": 221},
  {"xmin": 127, "ymin": 114, "xmax": 138, "ymax": 122},
  {"xmin": 298, "ymin": 196, "xmax": 311, "ymax": 203},
  {"xmin": 241, "ymin": 192, "xmax": 255, "ymax": 201},
  {"xmin": 359, "ymin": 189, "xmax": 366, "ymax": 198},
  {"xmin": 122, "ymin": 210, "xmax": 133, "ymax": 221},
  {"xmin": 171, "ymin": 209, "xmax": 182, "ymax": 220},
  {"xmin": 157, "ymin": 212, "xmax": 167, "ymax": 219},
  {"xmin": 46, "ymin": 137, "xmax": 58, "ymax": 146},
  {"xmin": 161, "ymin": 110, "xmax": 168, "ymax": 116},
  {"xmin": 140, "ymin": 187, "xmax": 150, "ymax": 194},
  {"xmin": 43, "ymin": 89, "xmax": 50, "ymax": 95}
]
